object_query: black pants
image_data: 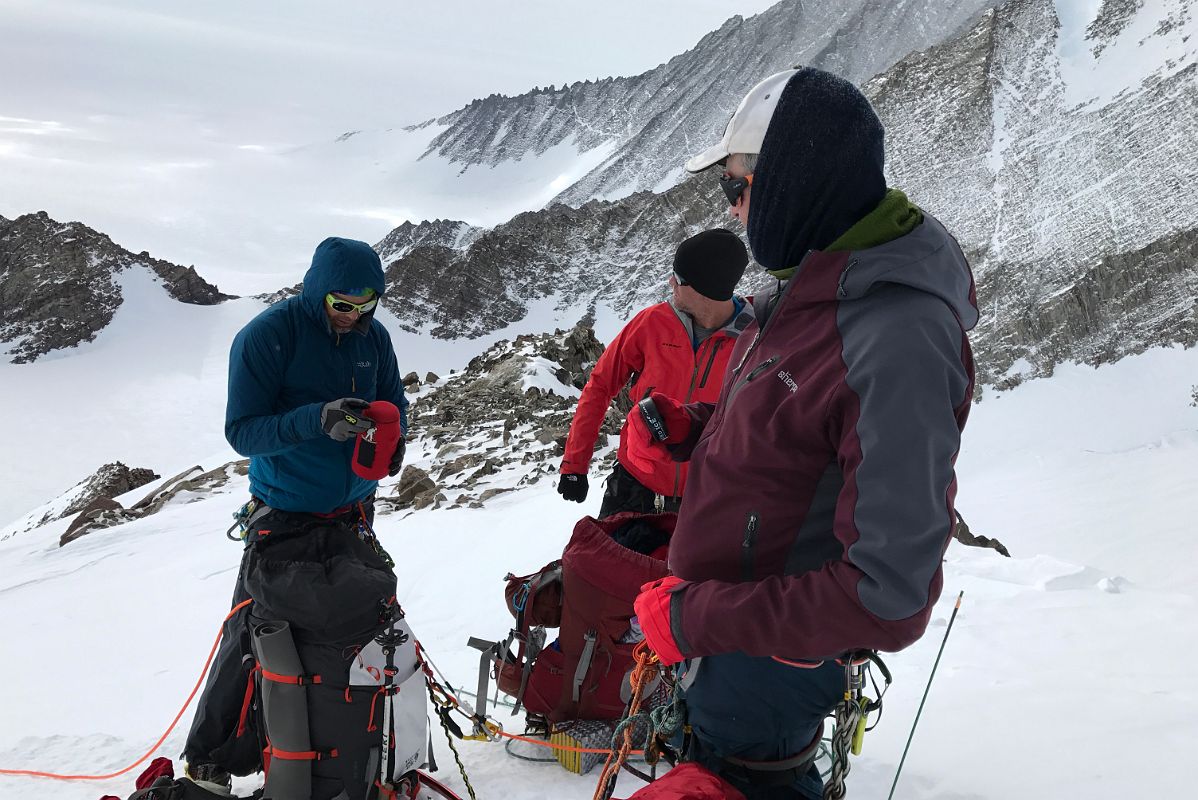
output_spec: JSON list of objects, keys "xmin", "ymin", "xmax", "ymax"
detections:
[
  {"xmin": 675, "ymin": 653, "xmax": 843, "ymax": 799},
  {"xmin": 598, "ymin": 462, "xmax": 682, "ymax": 519}
]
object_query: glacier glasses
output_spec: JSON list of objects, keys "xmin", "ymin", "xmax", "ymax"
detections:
[
  {"xmin": 719, "ymin": 172, "xmax": 753, "ymax": 206},
  {"xmin": 325, "ymin": 294, "xmax": 378, "ymax": 314}
]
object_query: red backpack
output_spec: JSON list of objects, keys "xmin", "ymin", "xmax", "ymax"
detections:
[{"xmin": 471, "ymin": 512, "xmax": 674, "ymax": 722}]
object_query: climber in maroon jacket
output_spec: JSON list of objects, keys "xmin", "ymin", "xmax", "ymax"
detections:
[{"xmin": 631, "ymin": 67, "xmax": 979, "ymax": 799}]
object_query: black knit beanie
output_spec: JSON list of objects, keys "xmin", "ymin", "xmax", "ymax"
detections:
[
  {"xmin": 672, "ymin": 229, "xmax": 749, "ymax": 301},
  {"xmin": 747, "ymin": 68, "xmax": 887, "ymax": 272}
]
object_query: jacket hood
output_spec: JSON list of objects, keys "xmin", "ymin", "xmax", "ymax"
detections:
[
  {"xmin": 300, "ymin": 237, "xmax": 386, "ymax": 324},
  {"xmin": 828, "ymin": 214, "xmax": 979, "ymax": 330},
  {"xmin": 747, "ymin": 68, "xmax": 887, "ymax": 272}
]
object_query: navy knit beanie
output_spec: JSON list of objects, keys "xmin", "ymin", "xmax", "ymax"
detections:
[
  {"xmin": 673, "ymin": 229, "xmax": 749, "ymax": 301},
  {"xmin": 747, "ymin": 68, "xmax": 887, "ymax": 272}
]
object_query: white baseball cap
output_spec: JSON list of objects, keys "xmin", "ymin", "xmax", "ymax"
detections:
[{"xmin": 684, "ymin": 68, "xmax": 799, "ymax": 173}]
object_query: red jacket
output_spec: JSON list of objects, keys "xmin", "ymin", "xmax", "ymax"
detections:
[{"xmin": 561, "ymin": 301, "xmax": 753, "ymax": 497}]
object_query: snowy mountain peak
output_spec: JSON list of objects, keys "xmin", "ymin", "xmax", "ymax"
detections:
[
  {"xmin": 420, "ymin": 0, "xmax": 1002, "ymax": 207},
  {"xmin": 374, "ymin": 0, "xmax": 1197, "ymax": 392},
  {"xmin": 375, "ymin": 218, "xmax": 481, "ymax": 265}
]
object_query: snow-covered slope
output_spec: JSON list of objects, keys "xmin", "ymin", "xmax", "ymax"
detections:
[{"xmin": 0, "ymin": 344, "xmax": 1195, "ymax": 799}]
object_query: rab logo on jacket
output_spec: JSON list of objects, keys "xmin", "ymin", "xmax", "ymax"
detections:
[{"xmin": 778, "ymin": 370, "xmax": 799, "ymax": 394}]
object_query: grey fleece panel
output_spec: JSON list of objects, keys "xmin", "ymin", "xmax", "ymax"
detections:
[
  {"xmin": 785, "ymin": 461, "xmax": 845, "ymax": 576},
  {"xmin": 838, "ymin": 286, "xmax": 970, "ymax": 621},
  {"xmin": 838, "ymin": 215, "xmax": 978, "ymax": 331}
]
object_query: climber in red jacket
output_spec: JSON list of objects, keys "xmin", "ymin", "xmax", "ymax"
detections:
[{"xmin": 557, "ymin": 229, "xmax": 753, "ymax": 517}]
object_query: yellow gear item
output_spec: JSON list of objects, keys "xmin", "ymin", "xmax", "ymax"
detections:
[{"xmin": 851, "ymin": 697, "xmax": 870, "ymax": 755}]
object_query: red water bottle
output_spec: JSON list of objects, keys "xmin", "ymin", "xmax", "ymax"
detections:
[{"xmin": 352, "ymin": 401, "xmax": 402, "ymax": 480}]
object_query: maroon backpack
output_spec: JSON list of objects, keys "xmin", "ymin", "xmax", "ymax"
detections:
[{"xmin": 471, "ymin": 512, "xmax": 673, "ymax": 722}]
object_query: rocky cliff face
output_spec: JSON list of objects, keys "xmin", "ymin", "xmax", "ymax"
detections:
[
  {"xmin": 422, "ymin": 0, "xmax": 999, "ymax": 207},
  {"xmin": 377, "ymin": 177, "xmax": 744, "ymax": 339},
  {"xmin": 0, "ymin": 212, "xmax": 233, "ymax": 363},
  {"xmin": 378, "ymin": 0, "xmax": 1197, "ymax": 387},
  {"xmin": 875, "ymin": 0, "xmax": 1196, "ymax": 384}
]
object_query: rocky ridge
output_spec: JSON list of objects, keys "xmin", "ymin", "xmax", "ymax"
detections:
[
  {"xmin": 0, "ymin": 212, "xmax": 233, "ymax": 363},
  {"xmin": 377, "ymin": 0, "xmax": 1197, "ymax": 388},
  {"xmin": 376, "ymin": 219, "xmax": 481, "ymax": 265},
  {"xmin": 420, "ymin": 0, "xmax": 1000, "ymax": 207}
]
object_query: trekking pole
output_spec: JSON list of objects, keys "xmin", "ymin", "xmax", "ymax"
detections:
[
  {"xmin": 376, "ymin": 623, "xmax": 409, "ymax": 791},
  {"xmin": 887, "ymin": 591, "xmax": 963, "ymax": 800}
]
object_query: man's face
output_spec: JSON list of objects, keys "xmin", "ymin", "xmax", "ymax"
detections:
[
  {"xmin": 669, "ymin": 271, "xmax": 700, "ymax": 314},
  {"xmin": 324, "ymin": 291, "xmax": 375, "ymax": 334},
  {"xmin": 723, "ymin": 153, "xmax": 753, "ymax": 227}
]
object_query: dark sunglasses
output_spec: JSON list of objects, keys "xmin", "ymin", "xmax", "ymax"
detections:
[
  {"xmin": 671, "ymin": 270, "xmax": 690, "ymax": 287},
  {"xmin": 719, "ymin": 172, "xmax": 753, "ymax": 206}
]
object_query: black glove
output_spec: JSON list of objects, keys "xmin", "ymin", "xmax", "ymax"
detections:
[
  {"xmin": 388, "ymin": 438, "xmax": 406, "ymax": 477},
  {"xmin": 321, "ymin": 398, "xmax": 373, "ymax": 441},
  {"xmin": 557, "ymin": 473, "xmax": 588, "ymax": 503}
]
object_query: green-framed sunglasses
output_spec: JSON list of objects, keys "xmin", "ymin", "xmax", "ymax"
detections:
[{"xmin": 325, "ymin": 293, "xmax": 378, "ymax": 314}]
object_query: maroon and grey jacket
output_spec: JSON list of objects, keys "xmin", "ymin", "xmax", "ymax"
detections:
[{"xmin": 666, "ymin": 213, "xmax": 978, "ymax": 661}]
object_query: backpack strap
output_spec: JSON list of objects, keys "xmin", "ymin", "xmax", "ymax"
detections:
[
  {"xmin": 512, "ymin": 626, "xmax": 546, "ymax": 714},
  {"xmin": 571, "ymin": 630, "xmax": 599, "ymax": 703},
  {"xmin": 466, "ymin": 636, "xmax": 502, "ymax": 721}
]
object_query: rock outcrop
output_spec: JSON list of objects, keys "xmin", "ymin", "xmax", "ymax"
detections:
[
  {"xmin": 0, "ymin": 212, "xmax": 233, "ymax": 362},
  {"xmin": 379, "ymin": 324, "xmax": 614, "ymax": 512}
]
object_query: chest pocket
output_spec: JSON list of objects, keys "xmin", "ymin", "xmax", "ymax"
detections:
[{"xmin": 349, "ymin": 347, "xmax": 378, "ymax": 396}]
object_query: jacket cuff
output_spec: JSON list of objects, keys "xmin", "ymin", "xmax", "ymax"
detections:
[
  {"xmin": 669, "ymin": 583, "xmax": 693, "ymax": 657},
  {"xmin": 666, "ymin": 407, "xmax": 704, "ymax": 462}
]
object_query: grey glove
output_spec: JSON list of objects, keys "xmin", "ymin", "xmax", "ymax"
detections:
[{"xmin": 321, "ymin": 398, "xmax": 373, "ymax": 441}]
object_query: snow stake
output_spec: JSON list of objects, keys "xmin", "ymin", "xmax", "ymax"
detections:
[{"xmin": 887, "ymin": 590, "xmax": 964, "ymax": 800}]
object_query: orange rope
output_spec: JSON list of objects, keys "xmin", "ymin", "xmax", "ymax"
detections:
[
  {"xmin": 0, "ymin": 598, "xmax": 253, "ymax": 782},
  {"xmin": 591, "ymin": 642, "xmax": 660, "ymax": 800}
]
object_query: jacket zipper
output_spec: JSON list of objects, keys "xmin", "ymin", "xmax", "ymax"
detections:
[
  {"xmin": 698, "ymin": 339, "xmax": 724, "ymax": 389},
  {"xmin": 726, "ymin": 355, "xmax": 780, "ymax": 407},
  {"xmin": 728, "ymin": 264, "xmax": 804, "ymax": 382},
  {"xmin": 836, "ymin": 258, "xmax": 860, "ymax": 299},
  {"xmin": 741, "ymin": 511, "xmax": 759, "ymax": 581},
  {"xmin": 744, "ymin": 356, "xmax": 779, "ymax": 382}
]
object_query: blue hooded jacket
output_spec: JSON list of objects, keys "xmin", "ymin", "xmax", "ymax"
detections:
[{"xmin": 225, "ymin": 237, "xmax": 410, "ymax": 513}]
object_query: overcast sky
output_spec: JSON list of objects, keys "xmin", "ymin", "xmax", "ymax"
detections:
[{"xmin": 1, "ymin": 0, "xmax": 779, "ymax": 288}]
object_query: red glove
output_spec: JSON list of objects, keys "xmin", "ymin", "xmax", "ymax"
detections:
[
  {"xmin": 627, "ymin": 392, "xmax": 692, "ymax": 447},
  {"xmin": 634, "ymin": 576, "xmax": 686, "ymax": 665}
]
